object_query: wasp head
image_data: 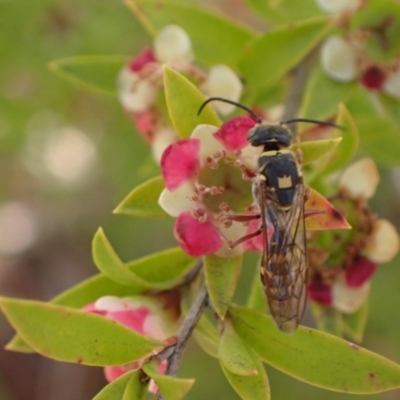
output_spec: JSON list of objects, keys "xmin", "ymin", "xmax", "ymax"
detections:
[{"xmin": 247, "ymin": 124, "xmax": 293, "ymax": 150}]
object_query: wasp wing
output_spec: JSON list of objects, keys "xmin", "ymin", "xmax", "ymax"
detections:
[{"xmin": 258, "ymin": 178, "xmax": 308, "ymax": 334}]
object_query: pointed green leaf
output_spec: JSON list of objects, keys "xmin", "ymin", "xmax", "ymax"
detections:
[
  {"xmin": 0, "ymin": 297, "xmax": 164, "ymax": 366},
  {"xmin": 244, "ymin": 0, "xmax": 322, "ymax": 24},
  {"xmin": 122, "ymin": 370, "xmax": 149, "ymax": 400},
  {"xmin": 219, "ymin": 319, "xmax": 258, "ymax": 376},
  {"xmin": 94, "ymin": 228, "xmax": 196, "ymax": 289},
  {"xmin": 221, "ymin": 346, "xmax": 270, "ymax": 400},
  {"xmin": 342, "ymin": 301, "xmax": 369, "ymax": 344},
  {"xmin": 204, "ymin": 254, "xmax": 242, "ymax": 319},
  {"xmin": 93, "ymin": 370, "xmax": 148, "ymax": 400},
  {"xmin": 142, "ymin": 364, "xmax": 194, "ymax": 400},
  {"xmin": 163, "ymin": 66, "xmax": 221, "ymax": 138},
  {"xmin": 292, "ymin": 137, "xmax": 342, "ymax": 166},
  {"xmin": 126, "ymin": 0, "xmax": 255, "ymax": 67},
  {"xmin": 322, "ymin": 103, "xmax": 359, "ymax": 175},
  {"xmin": 230, "ymin": 304, "xmax": 400, "ymax": 393},
  {"xmin": 300, "ymin": 67, "xmax": 357, "ymax": 121},
  {"xmin": 7, "ymin": 245, "xmax": 194, "ymax": 353},
  {"xmin": 239, "ymin": 16, "xmax": 331, "ymax": 89},
  {"xmin": 114, "ymin": 176, "xmax": 168, "ymax": 218},
  {"xmin": 93, "ymin": 228, "xmax": 150, "ymax": 287},
  {"xmin": 193, "ymin": 330, "xmax": 219, "ymax": 358},
  {"xmin": 49, "ymin": 55, "xmax": 128, "ymax": 95}
]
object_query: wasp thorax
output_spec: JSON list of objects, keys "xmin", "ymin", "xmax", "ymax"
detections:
[{"xmin": 247, "ymin": 124, "xmax": 293, "ymax": 149}]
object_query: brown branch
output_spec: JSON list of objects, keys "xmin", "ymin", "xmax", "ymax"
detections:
[{"xmin": 155, "ymin": 275, "xmax": 208, "ymax": 400}]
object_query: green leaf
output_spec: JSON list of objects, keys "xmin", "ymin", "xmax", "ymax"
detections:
[
  {"xmin": 193, "ymin": 312, "xmax": 219, "ymax": 358},
  {"xmin": 114, "ymin": 176, "xmax": 168, "ymax": 218},
  {"xmin": 219, "ymin": 319, "xmax": 258, "ymax": 376},
  {"xmin": 321, "ymin": 103, "xmax": 360, "ymax": 176},
  {"xmin": 356, "ymin": 115, "xmax": 400, "ymax": 166},
  {"xmin": 49, "ymin": 55, "xmax": 128, "ymax": 95},
  {"xmin": 93, "ymin": 228, "xmax": 196, "ymax": 289},
  {"xmin": 246, "ymin": 263, "xmax": 266, "ymax": 314},
  {"xmin": 221, "ymin": 346, "xmax": 270, "ymax": 400},
  {"xmin": 244, "ymin": 0, "xmax": 323, "ymax": 24},
  {"xmin": 7, "ymin": 244, "xmax": 194, "ymax": 353},
  {"xmin": 123, "ymin": 370, "xmax": 149, "ymax": 400},
  {"xmin": 230, "ymin": 304, "xmax": 400, "ymax": 393},
  {"xmin": 292, "ymin": 137, "xmax": 342, "ymax": 166},
  {"xmin": 239, "ymin": 16, "xmax": 331, "ymax": 89},
  {"xmin": 142, "ymin": 364, "xmax": 194, "ymax": 400},
  {"xmin": 300, "ymin": 67, "xmax": 357, "ymax": 121},
  {"xmin": 126, "ymin": 0, "xmax": 255, "ymax": 67},
  {"xmin": 0, "ymin": 297, "xmax": 164, "ymax": 366},
  {"xmin": 93, "ymin": 370, "xmax": 148, "ymax": 400},
  {"xmin": 93, "ymin": 228, "xmax": 151, "ymax": 287},
  {"xmin": 204, "ymin": 254, "xmax": 242, "ymax": 319},
  {"xmin": 163, "ymin": 66, "xmax": 221, "ymax": 138},
  {"xmin": 342, "ymin": 301, "xmax": 369, "ymax": 344}
]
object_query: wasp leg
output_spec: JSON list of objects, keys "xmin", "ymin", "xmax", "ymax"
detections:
[
  {"xmin": 228, "ymin": 227, "xmax": 262, "ymax": 248},
  {"xmin": 225, "ymin": 213, "xmax": 261, "ymax": 222}
]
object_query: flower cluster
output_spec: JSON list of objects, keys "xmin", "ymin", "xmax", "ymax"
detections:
[
  {"xmin": 158, "ymin": 115, "xmax": 350, "ymax": 259},
  {"xmin": 118, "ymin": 25, "xmax": 243, "ymax": 162},
  {"xmin": 83, "ymin": 294, "xmax": 179, "ymax": 390},
  {"xmin": 317, "ymin": 0, "xmax": 400, "ymax": 98},
  {"xmin": 308, "ymin": 158, "xmax": 400, "ymax": 313}
]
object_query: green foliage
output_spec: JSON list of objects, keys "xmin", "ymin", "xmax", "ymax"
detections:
[
  {"xmin": 0, "ymin": 297, "xmax": 164, "ymax": 366},
  {"xmin": 93, "ymin": 370, "xmax": 149, "ymax": 400},
  {"xmin": 204, "ymin": 254, "xmax": 242, "ymax": 319},
  {"xmin": 3, "ymin": 1, "xmax": 400, "ymax": 399},
  {"xmin": 239, "ymin": 16, "xmax": 331, "ymax": 90},
  {"xmin": 49, "ymin": 55, "xmax": 129, "ymax": 95},
  {"xmin": 163, "ymin": 66, "xmax": 221, "ymax": 138},
  {"xmin": 114, "ymin": 176, "xmax": 168, "ymax": 218},
  {"xmin": 126, "ymin": 0, "xmax": 256, "ymax": 67},
  {"xmin": 230, "ymin": 304, "xmax": 400, "ymax": 393}
]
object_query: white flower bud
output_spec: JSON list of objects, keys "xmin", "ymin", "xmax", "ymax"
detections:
[
  {"xmin": 95, "ymin": 296, "xmax": 126, "ymax": 312},
  {"xmin": 364, "ymin": 219, "xmax": 400, "ymax": 263},
  {"xmin": 118, "ymin": 68, "xmax": 157, "ymax": 112},
  {"xmin": 154, "ymin": 25, "xmax": 193, "ymax": 64},
  {"xmin": 321, "ymin": 36, "xmax": 357, "ymax": 82},
  {"xmin": 204, "ymin": 65, "xmax": 243, "ymax": 115},
  {"xmin": 214, "ymin": 220, "xmax": 247, "ymax": 259},
  {"xmin": 383, "ymin": 69, "xmax": 400, "ymax": 100},
  {"xmin": 332, "ymin": 274, "xmax": 370, "ymax": 313},
  {"xmin": 339, "ymin": 158, "xmax": 379, "ymax": 199},
  {"xmin": 316, "ymin": 0, "xmax": 358, "ymax": 14}
]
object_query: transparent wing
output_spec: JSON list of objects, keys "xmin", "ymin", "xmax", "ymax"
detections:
[{"xmin": 259, "ymin": 178, "xmax": 308, "ymax": 334}]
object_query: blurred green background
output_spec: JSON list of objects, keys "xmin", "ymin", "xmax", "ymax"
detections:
[{"xmin": 0, "ymin": 1, "xmax": 400, "ymax": 399}]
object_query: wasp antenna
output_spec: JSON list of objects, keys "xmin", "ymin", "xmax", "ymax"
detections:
[
  {"xmin": 280, "ymin": 117, "xmax": 345, "ymax": 130},
  {"xmin": 197, "ymin": 97, "xmax": 263, "ymax": 123}
]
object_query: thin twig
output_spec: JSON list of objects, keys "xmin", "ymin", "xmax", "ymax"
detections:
[
  {"xmin": 282, "ymin": 47, "xmax": 319, "ymax": 127},
  {"xmin": 155, "ymin": 277, "xmax": 208, "ymax": 400}
]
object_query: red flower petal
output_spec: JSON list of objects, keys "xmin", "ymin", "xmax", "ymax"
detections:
[
  {"xmin": 108, "ymin": 307, "xmax": 150, "ymax": 334},
  {"xmin": 308, "ymin": 274, "xmax": 332, "ymax": 306},
  {"xmin": 174, "ymin": 212, "xmax": 223, "ymax": 256},
  {"xmin": 128, "ymin": 47, "xmax": 157, "ymax": 72},
  {"xmin": 214, "ymin": 116, "xmax": 255, "ymax": 151},
  {"xmin": 131, "ymin": 111, "xmax": 158, "ymax": 142},
  {"xmin": 161, "ymin": 139, "xmax": 200, "ymax": 191},
  {"xmin": 345, "ymin": 256, "xmax": 377, "ymax": 288},
  {"xmin": 359, "ymin": 66, "xmax": 386, "ymax": 90}
]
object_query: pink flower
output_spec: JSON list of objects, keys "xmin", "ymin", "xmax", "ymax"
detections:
[
  {"xmin": 117, "ymin": 25, "xmax": 244, "ymax": 163},
  {"xmin": 83, "ymin": 295, "xmax": 178, "ymax": 390},
  {"xmin": 309, "ymin": 159, "xmax": 400, "ymax": 313},
  {"xmin": 159, "ymin": 118, "xmax": 349, "ymax": 258}
]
